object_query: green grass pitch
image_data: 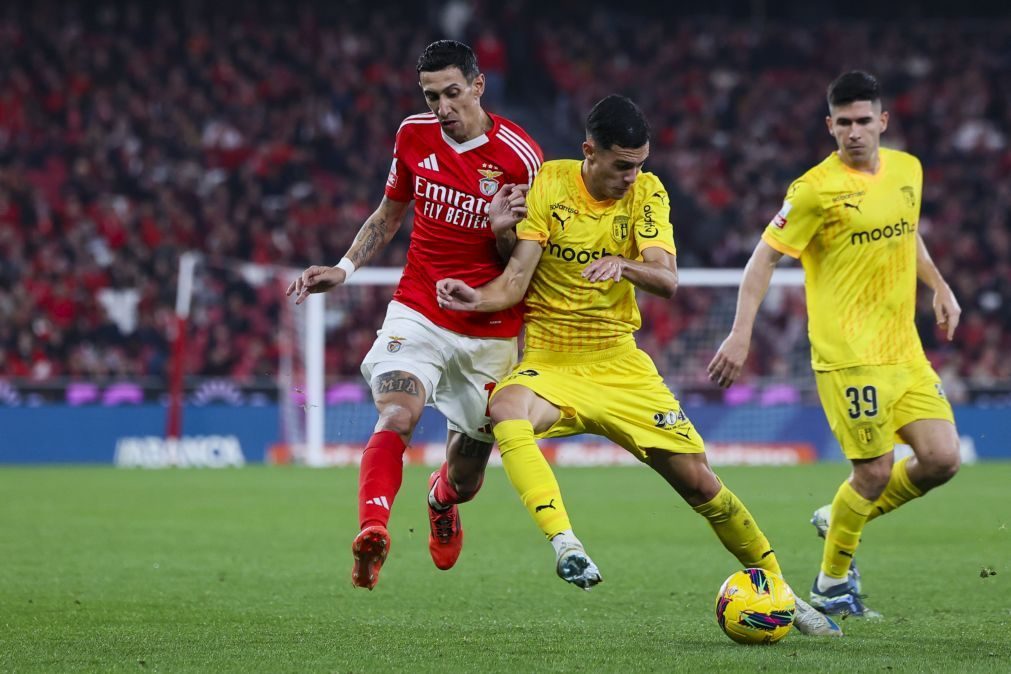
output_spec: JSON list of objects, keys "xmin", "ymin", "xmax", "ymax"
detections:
[{"xmin": 1, "ymin": 463, "xmax": 1009, "ymax": 672}]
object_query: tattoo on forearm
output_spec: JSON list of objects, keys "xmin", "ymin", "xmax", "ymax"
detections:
[
  {"xmin": 350, "ymin": 216, "xmax": 387, "ymax": 267},
  {"xmin": 457, "ymin": 436, "xmax": 493, "ymax": 459},
  {"xmin": 373, "ymin": 372, "xmax": 421, "ymax": 397}
]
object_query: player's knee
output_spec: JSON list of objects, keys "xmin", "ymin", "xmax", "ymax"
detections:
[
  {"xmin": 923, "ymin": 443, "xmax": 961, "ymax": 485},
  {"xmin": 374, "ymin": 404, "xmax": 419, "ymax": 437},
  {"xmin": 935, "ymin": 455, "xmax": 960, "ymax": 485},
  {"xmin": 852, "ymin": 461, "xmax": 892, "ymax": 500},
  {"xmin": 489, "ymin": 394, "xmax": 523, "ymax": 425}
]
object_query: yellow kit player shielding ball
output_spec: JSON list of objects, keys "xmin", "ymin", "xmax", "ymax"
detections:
[
  {"xmin": 438, "ymin": 95, "xmax": 840, "ymax": 638},
  {"xmin": 709, "ymin": 71, "xmax": 961, "ymax": 618}
]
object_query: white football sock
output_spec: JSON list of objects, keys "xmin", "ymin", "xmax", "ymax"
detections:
[
  {"xmin": 816, "ymin": 571, "xmax": 849, "ymax": 593},
  {"xmin": 550, "ymin": 529, "xmax": 580, "ymax": 556},
  {"xmin": 428, "ymin": 482, "xmax": 450, "ymax": 512}
]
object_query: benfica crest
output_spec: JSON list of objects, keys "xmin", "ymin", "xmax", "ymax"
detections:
[
  {"xmin": 478, "ymin": 168, "xmax": 503, "ymax": 196},
  {"xmin": 386, "ymin": 336, "xmax": 405, "ymax": 353}
]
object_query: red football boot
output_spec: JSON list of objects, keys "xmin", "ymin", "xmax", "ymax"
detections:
[
  {"xmin": 351, "ymin": 525, "xmax": 390, "ymax": 590},
  {"xmin": 427, "ymin": 471, "xmax": 463, "ymax": 570}
]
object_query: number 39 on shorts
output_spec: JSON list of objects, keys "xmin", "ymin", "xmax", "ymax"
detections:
[{"xmin": 844, "ymin": 385, "xmax": 878, "ymax": 419}]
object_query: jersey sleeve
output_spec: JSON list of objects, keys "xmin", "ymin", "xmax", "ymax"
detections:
[
  {"xmin": 522, "ymin": 138, "xmax": 544, "ymax": 186},
  {"xmin": 383, "ymin": 126, "xmax": 414, "ymax": 202},
  {"xmin": 516, "ymin": 171, "xmax": 550, "ymax": 246},
  {"xmin": 762, "ymin": 179, "xmax": 822, "ymax": 258},
  {"xmin": 499, "ymin": 121, "xmax": 544, "ymax": 187},
  {"xmin": 632, "ymin": 175, "xmax": 676, "ymax": 256},
  {"xmin": 912, "ymin": 155, "xmax": 924, "ymax": 217}
]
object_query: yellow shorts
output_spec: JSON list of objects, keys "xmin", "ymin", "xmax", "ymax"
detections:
[
  {"xmin": 492, "ymin": 340, "xmax": 705, "ymax": 461},
  {"xmin": 815, "ymin": 359, "xmax": 955, "ymax": 460}
]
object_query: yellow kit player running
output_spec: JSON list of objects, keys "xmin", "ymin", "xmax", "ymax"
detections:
[
  {"xmin": 438, "ymin": 95, "xmax": 840, "ymax": 637},
  {"xmin": 709, "ymin": 71, "xmax": 961, "ymax": 618}
]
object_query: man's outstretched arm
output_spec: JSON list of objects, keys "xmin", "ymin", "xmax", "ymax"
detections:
[
  {"xmin": 707, "ymin": 240, "xmax": 784, "ymax": 388},
  {"xmin": 287, "ymin": 197, "xmax": 410, "ymax": 304}
]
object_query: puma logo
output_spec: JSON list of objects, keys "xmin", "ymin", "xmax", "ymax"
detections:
[
  {"xmin": 843, "ymin": 202, "xmax": 862, "ymax": 214},
  {"xmin": 535, "ymin": 499, "xmax": 557, "ymax": 513},
  {"xmin": 551, "ymin": 211, "xmax": 570, "ymax": 230}
]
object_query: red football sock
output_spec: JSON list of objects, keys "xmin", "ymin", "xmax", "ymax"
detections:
[
  {"xmin": 358, "ymin": 431, "xmax": 407, "ymax": 529},
  {"xmin": 433, "ymin": 461, "xmax": 483, "ymax": 506}
]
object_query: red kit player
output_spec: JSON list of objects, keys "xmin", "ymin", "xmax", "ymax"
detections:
[{"xmin": 287, "ymin": 40, "xmax": 542, "ymax": 589}]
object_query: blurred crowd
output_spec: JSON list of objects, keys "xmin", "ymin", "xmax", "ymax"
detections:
[
  {"xmin": 535, "ymin": 10, "xmax": 1011, "ymax": 401},
  {"xmin": 1, "ymin": 2, "xmax": 1008, "ymax": 402}
]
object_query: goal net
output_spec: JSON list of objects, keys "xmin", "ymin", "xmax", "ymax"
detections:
[
  {"xmin": 170, "ymin": 253, "xmax": 408, "ymax": 466},
  {"xmin": 273, "ymin": 266, "xmax": 818, "ymax": 467}
]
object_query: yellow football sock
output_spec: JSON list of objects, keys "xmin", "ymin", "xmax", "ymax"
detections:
[
  {"xmin": 494, "ymin": 419, "xmax": 572, "ymax": 539},
  {"xmin": 693, "ymin": 484, "xmax": 782, "ymax": 577},
  {"xmin": 866, "ymin": 456, "xmax": 923, "ymax": 522},
  {"xmin": 821, "ymin": 480, "xmax": 873, "ymax": 579}
]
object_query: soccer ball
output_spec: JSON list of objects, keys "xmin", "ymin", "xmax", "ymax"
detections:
[{"xmin": 715, "ymin": 568, "xmax": 796, "ymax": 645}]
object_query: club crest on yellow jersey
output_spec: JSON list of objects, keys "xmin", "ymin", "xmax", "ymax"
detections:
[
  {"xmin": 855, "ymin": 423, "xmax": 876, "ymax": 445},
  {"xmin": 900, "ymin": 185, "xmax": 916, "ymax": 208},
  {"xmin": 611, "ymin": 215, "xmax": 629, "ymax": 243}
]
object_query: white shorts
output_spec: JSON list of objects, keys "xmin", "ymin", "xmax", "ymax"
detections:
[{"xmin": 361, "ymin": 301, "xmax": 518, "ymax": 443}]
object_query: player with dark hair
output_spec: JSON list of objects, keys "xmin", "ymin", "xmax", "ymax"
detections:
[
  {"xmin": 287, "ymin": 39, "xmax": 542, "ymax": 590},
  {"xmin": 437, "ymin": 94, "xmax": 840, "ymax": 637},
  {"xmin": 826, "ymin": 69, "xmax": 880, "ymax": 110},
  {"xmin": 709, "ymin": 70, "xmax": 962, "ymax": 617}
]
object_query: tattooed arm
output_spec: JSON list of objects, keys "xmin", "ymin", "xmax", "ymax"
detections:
[
  {"xmin": 286, "ymin": 197, "xmax": 410, "ymax": 304},
  {"xmin": 345, "ymin": 197, "xmax": 411, "ymax": 269}
]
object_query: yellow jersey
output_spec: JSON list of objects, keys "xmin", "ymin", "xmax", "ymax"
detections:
[
  {"xmin": 762, "ymin": 148, "xmax": 926, "ymax": 371},
  {"xmin": 516, "ymin": 159, "xmax": 676, "ymax": 352}
]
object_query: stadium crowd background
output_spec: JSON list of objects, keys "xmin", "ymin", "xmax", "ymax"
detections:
[{"xmin": 1, "ymin": 1, "xmax": 1008, "ymax": 404}]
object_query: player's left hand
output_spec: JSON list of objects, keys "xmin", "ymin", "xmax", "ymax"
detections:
[
  {"xmin": 436, "ymin": 278, "xmax": 480, "ymax": 311},
  {"xmin": 582, "ymin": 256, "xmax": 626, "ymax": 283},
  {"xmin": 933, "ymin": 284, "xmax": 961, "ymax": 341}
]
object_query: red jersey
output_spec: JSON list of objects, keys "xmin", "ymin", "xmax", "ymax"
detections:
[{"xmin": 384, "ymin": 111, "xmax": 543, "ymax": 338}]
